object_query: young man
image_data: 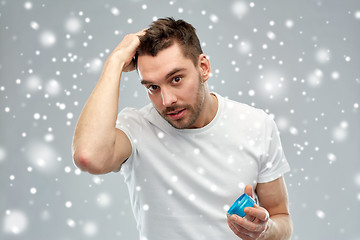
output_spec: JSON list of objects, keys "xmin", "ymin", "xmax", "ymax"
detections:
[{"xmin": 72, "ymin": 17, "xmax": 293, "ymax": 239}]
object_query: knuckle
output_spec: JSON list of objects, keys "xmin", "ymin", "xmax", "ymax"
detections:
[
  {"xmin": 123, "ymin": 34, "xmax": 132, "ymax": 39},
  {"xmin": 249, "ymin": 225, "xmax": 257, "ymax": 232}
]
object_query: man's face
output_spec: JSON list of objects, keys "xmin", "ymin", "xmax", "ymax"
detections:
[{"xmin": 137, "ymin": 43, "xmax": 206, "ymax": 129}]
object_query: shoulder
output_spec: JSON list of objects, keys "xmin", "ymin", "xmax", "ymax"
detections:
[
  {"xmin": 116, "ymin": 104, "xmax": 154, "ymax": 127},
  {"xmin": 216, "ymin": 94, "xmax": 279, "ymax": 136},
  {"xmin": 221, "ymin": 95, "xmax": 270, "ymax": 123},
  {"xmin": 118, "ymin": 103, "xmax": 153, "ymax": 118}
]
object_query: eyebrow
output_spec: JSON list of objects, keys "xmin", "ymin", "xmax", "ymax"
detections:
[{"xmin": 140, "ymin": 68, "xmax": 186, "ymax": 85}]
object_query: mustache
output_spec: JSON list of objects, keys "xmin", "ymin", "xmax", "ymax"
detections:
[{"xmin": 162, "ymin": 105, "xmax": 189, "ymax": 114}]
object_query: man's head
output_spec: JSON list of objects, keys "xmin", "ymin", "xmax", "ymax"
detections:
[
  {"xmin": 136, "ymin": 17, "xmax": 203, "ymax": 67},
  {"xmin": 136, "ymin": 18, "xmax": 214, "ymax": 129}
]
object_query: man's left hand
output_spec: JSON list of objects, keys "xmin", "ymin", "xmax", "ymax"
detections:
[{"xmin": 227, "ymin": 185, "xmax": 269, "ymax": 240}]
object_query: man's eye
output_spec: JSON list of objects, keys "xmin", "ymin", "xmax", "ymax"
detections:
[
  {"xmin": 148, "ymin": 85, "xmax": 159, "ymax": 91},
  {"xmin": 172, "ymin": 76, "xmax": 182, "ymax": 83}
]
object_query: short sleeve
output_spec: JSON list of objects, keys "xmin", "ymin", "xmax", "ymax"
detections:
[
  {"xmin": 115, "ymin": 107, "xmax": 143, "ymax": 175},
  {"xmin": 258, "ymin": 117, "xmax": 290, "ymax": 183}
]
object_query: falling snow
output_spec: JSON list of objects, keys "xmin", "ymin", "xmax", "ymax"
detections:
[
  {"xmin": 3, "ymin": 210, "xmax": 28, "ymax": 235},
  {"xmin": 1, "ymin": 1, "xmax": 359, "ymax": 240}
]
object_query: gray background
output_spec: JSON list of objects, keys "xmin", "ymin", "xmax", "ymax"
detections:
[{"xmin": 1, "ymin": 0, "xmax": 359, "ymax": 239}]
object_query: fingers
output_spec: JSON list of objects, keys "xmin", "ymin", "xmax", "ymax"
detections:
[
  {"xmin": 244, "ymin": 185, "xmax": 253, "ymax": 198},
  {"xmin": 121, "ymin": 29, "xmax": 147, "ymax": 72},
  {"xmin": 228, "ymin": 221, "xmax": 254, "ymax": 240},
  {"xmin": 136, "ymin": 28, "xmax": 147, "ymax": 37},
  {"xmin": 122, "ymin": 59, "xmax": 136, "ymax": 72},
  {"xmin": 111, "ymin": 29, "xmax": 146, "ymax": 72},
  {"xmin": 227, "ymin": 206, "xmax": 269, "ymax": 238},
  {"xmin": 227, "ymin": 213, "xmax": 265, "ymax": 240},
  {"xmin": 229, "ymin": 213, "xmax": 261, "ymax": 232},
  {"xmin": 244, "ymin": 206, "xmax": 269, "ymax": 222}
]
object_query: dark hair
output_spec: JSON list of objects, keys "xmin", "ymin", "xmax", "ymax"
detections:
[{"xmin": 136, "ymin": 17, "xmax": 203, "ymax": 67}]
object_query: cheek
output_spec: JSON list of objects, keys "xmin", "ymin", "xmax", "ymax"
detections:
[{"xmin": 147, "ymin": 92, "xmax": 163, "ymax": 108}]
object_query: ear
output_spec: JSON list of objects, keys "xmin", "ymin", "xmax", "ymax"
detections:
[{"xmin": 198, "ymin": 54, "xmax": 211, "ymax": 82}]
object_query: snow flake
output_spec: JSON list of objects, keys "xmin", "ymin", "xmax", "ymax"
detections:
[
  {"xmin": 248, "ymin": 89, "xmax": 255, "ymax": 96},
  {"xmin": 327, "ymin": 153, "xmax": 336, "ymax": 164},
  {"xmin": 197, "ymin": 167, "xmax": 205, "ymax": 174},
  {"xmin": 315, "ymin": 48, "xmax": 330, "ymax": 63},
  {"xmin": 45, "ymin": 79, "xmax": 61, "ymax": 97},
  {"xmin": 289, "ymin": 127, "xmax": 298, "ymax": 136},
  {"xmin": 111, "ymin": 7, "xmax": 120, "ymax": 16},
  {"xmin": 188, "ymin": 194, "xmax": 196, "ymax": 201},
  {"xmin": 67, "ymin": 219, "xmax": 76, "ymax": 228},
  {"xmin": 33, "ymin": 113, "xmax": 41, "ymax": 120},
  {"xmin": 231, "ymin": 1, "xmax": 248, "ymax": 19},
  {"xmin": 92, "ymin": 176, "xmax": 103, "ymax": 185},
  {"xmin": 266, "ymin": 162, "xmax": 273, "ymax": 168},
  {"xmin": 82, "ymin": 221, "xmax": 98, "ymax": 236},
  {"xmin": 65, "ymin": 201, "xmax": 72, "ymax": 208},
  {"xmin": 97, "ymin": 193, "xmax": 111, "ymax": 207},
  {"xmin": 210, "ymin": 185, "xmax": 217, "ymax": 192},
  {"xmin": 143, "ymin": 204, "xmax": 150, "ymax": 211},
  {"xmin": 210, "ymin": 14, "xmax": 219, "ymax": 23},
  {"xmin": 39, "ymin": 31, "xmax": 56, "ymax": 47},
  {"xmin": 238, "ymin": 182, "xmax": 245, "ymax": 190},
  {"xmin": 354, "ymin": 173, "xmax": 360, "ymax": 187},
  {"xmin": 0, "ymin": 146, "xmax": 6, "ymax": 162},
  {"xmin": 157, "ymin": 131, "xmax": 165, "ymax": 139},
  {"xmin": 267, "ymin": 31, "xmax": 276, "ymax": 40},
  {"xmin": 86, "ymin": 58, "xmax": 103, "ymax": 73},
  {"xmin": 171, "ymin": 175, "xmax": 178, "ymax": 182},
  {"xmin": 238, "ymin": 40, "xmax": 252, "ymax": 55},
  {"xmin": 65, "ymin": 17, "xmax": 82, "ymax": 34},
  {"xmin": 307, "ymin": 69, "xmax": 323, "ymax": 87},
  {"xmin": 223, "ymin": 205, "xmax": 230, "ymax": 212},
  {"xmin": 30, "ymin": 188, "xmax": 37, "ymax": 194},
  {"xmin": 285, "ymin": 19, "xmax": 294, "ymax": 28},
  {"xmin": 25, "ymin": 75, "xmax": 42, "ymax": 92},
  {"xmin": 3, "ymin": 210, "xmax": 28, "ymax": 235},
  {"xmin": 332, "ymin": 121, "xmax": 348, "ymax": 142},
  {"xmin": 194, "ymin": 148, "xmax": 200, "ymax": 155},
  {"xmin": 331, "ymin": 71, "xmax": 340, "ymax": 80},
  {"xmin": 30, "ymin": 21, "xmax": 39, "ymax": 30},
  {"xmin": 24, "ymin": 2, "xmax": 33, "ymax": 10},
  {"xmin": 354, "ymin": 10, "xmax": 360, "ymax": 19},
  {"xmin": 316, "ymin": 210, "xmax": 326, "ymax": 219}
]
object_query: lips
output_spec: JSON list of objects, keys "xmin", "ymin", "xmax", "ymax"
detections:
[{"xmin": 167, "ymin": 108, "xmax": 186, "ymax": 120}]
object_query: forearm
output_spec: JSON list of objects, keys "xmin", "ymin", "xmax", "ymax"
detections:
[
  {"xmin": 259, "ymin": 214, "xmax": 293, "ymax": 240},
  {"xmin": 72, "ymin": 54, "xmax": 125, "ymax": 169}
]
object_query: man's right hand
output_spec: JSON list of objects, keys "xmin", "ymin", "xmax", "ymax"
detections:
[
  {"xmin": 72, "ymin": 29, "xmax": 146, "ymax": 175},
  {"xmin": 110, "ymin": 29, "xmax": 147, "ymax": 73}
]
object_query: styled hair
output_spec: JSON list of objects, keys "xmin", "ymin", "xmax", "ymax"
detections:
[{"xmin": 136, "ymin": 17, "xmax": 203, "ymax": 67}]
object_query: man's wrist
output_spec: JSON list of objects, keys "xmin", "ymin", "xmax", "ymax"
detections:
[{"xmin": 258, "ymin": 218, "xmax": 272, "ymax": 240}]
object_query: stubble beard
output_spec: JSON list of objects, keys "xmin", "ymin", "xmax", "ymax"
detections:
[{"xmin": 159, "ymin": 74, "xmax": 206, "ymax": 129}]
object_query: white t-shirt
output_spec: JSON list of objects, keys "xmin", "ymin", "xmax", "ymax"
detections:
[{"xmin": 116, "ymin": 93, "xmax": 290, "ymax": 240}]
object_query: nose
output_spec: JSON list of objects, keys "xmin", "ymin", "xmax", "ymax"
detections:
[{"xmin": 161, "ymin": 88, "xmax": 177, "ymax": 106}]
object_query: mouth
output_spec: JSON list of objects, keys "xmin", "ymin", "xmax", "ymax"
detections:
[{"xmin": 167, "ymin": 108, "xmax": 186, "ymax": 120}]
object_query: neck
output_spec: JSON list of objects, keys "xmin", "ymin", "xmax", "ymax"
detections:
[{"xmin": 193, "ymin": 86, "xmax": 218, "ymax": 128}]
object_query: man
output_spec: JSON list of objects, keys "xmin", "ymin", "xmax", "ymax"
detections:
[{"xmin": 72, "ymin": 17, "xmax": 293, "ymax": 239}]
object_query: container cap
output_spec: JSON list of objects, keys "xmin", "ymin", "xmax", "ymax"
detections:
[{"xmin": 228, "ymin": 193, "xmax": 255, "ymax": 217}]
